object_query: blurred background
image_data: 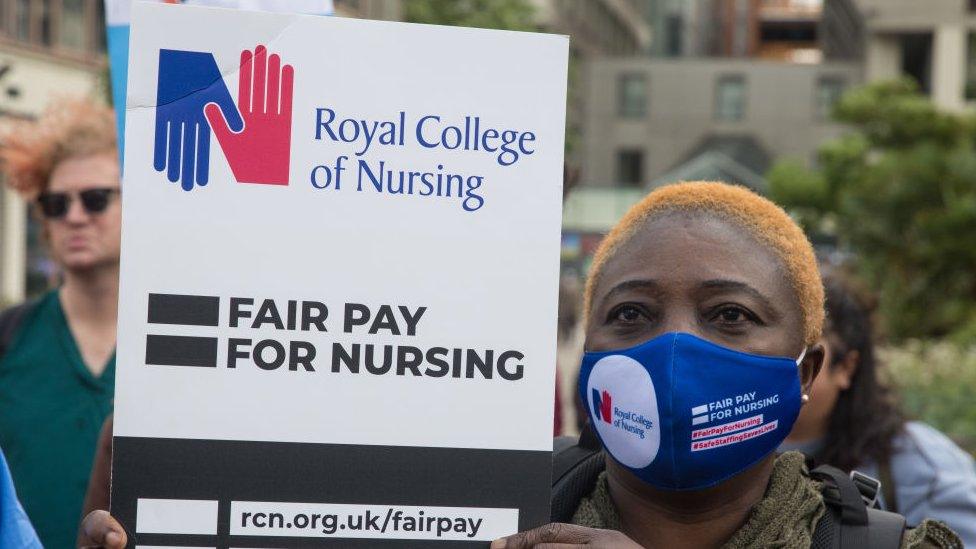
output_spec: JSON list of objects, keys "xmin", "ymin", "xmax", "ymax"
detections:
[{"xmin": 0, "ymin": 0, "xmax": 974, "ymax": 450}]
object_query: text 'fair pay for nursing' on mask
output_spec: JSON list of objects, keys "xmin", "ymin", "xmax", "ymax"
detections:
[{"xmin": 144, "ymin": 293, "xmax": 527, "ymax": 381}]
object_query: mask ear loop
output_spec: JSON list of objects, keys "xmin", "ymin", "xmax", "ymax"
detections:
[
  {"xmin": 796, "ymin": 347, "xmax": 810, "ymax": 403},
  {"xmin": 795, "ymin": 347, "xmax": 807, "ymax": 366}
]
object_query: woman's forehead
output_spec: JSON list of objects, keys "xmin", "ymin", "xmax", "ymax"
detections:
[{"xmin": 597, "ymin": 212, "xmax": 795, "ymax": 302}]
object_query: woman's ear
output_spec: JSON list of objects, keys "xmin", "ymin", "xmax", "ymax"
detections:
[
  {"xmin": 834, "ymin": 349, "xmax": 859, "ymax": 390},
  {"xmin": 798, "ymin": 342, "xmax": 826, "ymax": 397}
]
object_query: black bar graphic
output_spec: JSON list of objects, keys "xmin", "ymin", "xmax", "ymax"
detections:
[
  {"xmin": 148, "ymin": 293, "xmax": 220, "ymax": 326},
  {"xmin": 145, "ymin": 335, "xmax": 218, "ymax": 367}
]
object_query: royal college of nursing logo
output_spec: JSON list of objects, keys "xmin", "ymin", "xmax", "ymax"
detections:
[
  {"xmin": 591, "ymin": 389, "xmax": 613, "ymax": 424},
  {"xmin": 586, "ymin": 355, "xmax": 661, "ymax": 468},
  {"xmin": 152, "ymin": 44, "xmax": 294, "ymax": 190}
]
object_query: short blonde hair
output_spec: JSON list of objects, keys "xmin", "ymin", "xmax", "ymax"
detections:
[
  {"xmin": 0, "ymin": 97, "xmax": 117, "ymax": 198},
  {"xmin": 584, "ymin": 181, "xmax": 824, "ymax": 345}
]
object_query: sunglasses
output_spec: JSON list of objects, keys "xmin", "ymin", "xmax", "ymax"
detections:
[{"xmin": 36, "ymin": 188, "xmax": 120, "ymax": 219}]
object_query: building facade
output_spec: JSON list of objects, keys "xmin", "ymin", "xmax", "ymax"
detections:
[
  {"xmin": 529, "ymin": 0, "xmax": 652, "ymax": 166},
  {"xmin": 581, "ymin": 57, "xmax": 859, "ymax": 188},
  {"xmin": 825, "ymin": 0, "xmax": 976, "ymax": 111},
  {"xmin": 530, "ymin": 0, "xmax": 651, "ymax": 57}
]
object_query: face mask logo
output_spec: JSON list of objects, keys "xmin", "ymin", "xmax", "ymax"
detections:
[
  {"xmin": 587, "ymin": 355, "xmax": 660, "ymax": 469},
  {"xmin": 579, "ymin": 332, "xmax": 804, "ymax": 491}
]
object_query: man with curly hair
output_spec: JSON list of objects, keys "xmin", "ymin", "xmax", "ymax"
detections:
[{"xmin": 0, "ymin": 97, "xmax": 119, "ymax": 548}]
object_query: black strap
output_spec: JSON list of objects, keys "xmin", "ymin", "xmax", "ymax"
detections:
[
  {"xmin": 878, "ymin": 459, "xmax": 899, "ymax": 514},
  {"xmin": 811, "ymin": 464, "xmax": 870, "ymax": 525},
  {"xmin": 0, "ymin": 299, "xmax": 36, "ymax": 361},
  {"xmin": 552, "ymin": 427, "xmax": 600, "ymax": 484},
  {"xmin": 550, "ymin": 426, "xmax": 604, "ymax": 523},
  {"xmin": 810, "ymin": 464, "xmax": 907, "ymax": 549}
]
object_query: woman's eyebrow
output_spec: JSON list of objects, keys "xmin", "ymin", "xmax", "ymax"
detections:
[
  {"xmin": 603, "ymin": 279, "xmax": 663, "ymax": 301},
  {"xmin": 699, "ymin": 279, "xmax": 778, "ymax": 313}
]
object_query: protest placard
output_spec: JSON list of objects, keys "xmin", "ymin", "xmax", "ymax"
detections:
[{"xmin": 113, "ymin": 3, "xmax": 567, "ymax": 546}]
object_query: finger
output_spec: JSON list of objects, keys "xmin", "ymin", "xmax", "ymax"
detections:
[
  {"xmin": 238, "ymin": 48, "xmax": 253, "ymax": 114},
  {"xmin": 267, "ymin": 53, "xmax": 281, "ymax": 115},
  {"xmin": 153, "ymin": 113, "xmax": 168, "ymax": 172},
  {"xmin": 280, "ymin": 64, "xmax": 295, "ymax": 119},
  {"xmin": 253, "ymin": 44, "xmax": 267, "ymax": 114},
  {"xmin": 196, "ymin": 122, "xmax": 210, "ymax": 186},
  {"xmin": 167, "ymin": 120, "xmax": 182, "ymax": 183},
  {"xmin": 205, "ymin": 103, "xmax": 235, "ymax": 146},
  {"xmin": 492, "ymin": 523, "xmax": 591, "ymax": 549},
  {"xmin": 181, "ymin": 120, "xmax": 196, "ymax": 191},
  {"xmin": 80, "ymin": 510, "xmax": 128, "ymax": 548}
]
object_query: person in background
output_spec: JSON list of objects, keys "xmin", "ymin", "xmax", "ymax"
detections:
[
  {"xmin": 782, "ymin": 272, "xmax": 976, "ymax": 546},
  {"xmin": 0, "ymin": 98, "xmax": 119, "ymax": 548},
  {"xmin": 0, "ymin": 447, "xmax": 41, "ymax": 549}
]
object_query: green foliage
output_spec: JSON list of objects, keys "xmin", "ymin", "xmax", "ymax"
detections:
[
  {"xmin": 404, "ymin": 0, "xmax": 536, "ymax": 32},
  {"xmin": 767, "ymin": 159, "xmax": 829, "ymax": 229},
  {"xmin": 768, "ymin": 79, "xmax": 976, "ymax": 341},
  {"xmin": 884, "ymin": 342, "xmax": 976, "ymax": 453}
]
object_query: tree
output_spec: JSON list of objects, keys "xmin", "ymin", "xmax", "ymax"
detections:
[
  {"xmin": 404, "ymin": 0, "xmax": 536, "ymax": 32},
  {"xmin": 768, "ymin": 80, "xmax": 976, "ymax": 342}
]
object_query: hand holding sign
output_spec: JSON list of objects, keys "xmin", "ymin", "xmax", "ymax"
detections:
[
  {"xmin": 205, "ymin": 45, "xmax": 294, "ymax": 186},
  {"xmin": 78, "ymin": 510, "xmax": 127, "ymax": 549},
  {"xmin": 153, "ymin": 49, "xmax": 243, "ymax": 191}
]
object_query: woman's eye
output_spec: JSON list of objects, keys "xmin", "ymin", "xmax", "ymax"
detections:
[
  {"xmin": 712, "ymin": 305, "xmax": 757, "ymax": 325},
  {"xmin": 609, "ymin": 304, "xmax": 646, "ymax": 324},
  {"xmin": 720, "ymin": 308, "xmax": 744, "ymax": 322}
]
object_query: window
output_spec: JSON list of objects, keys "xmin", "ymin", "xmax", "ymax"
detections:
[
  {"xmin": 60, "ymin": 0, "xmax": 86, "ymax": 50},
  {"xmin": 816, "ymin": 77, "xmax": 845, "ymax": 120},
  {"xmin": 900, "ymin": 33, "xmax": 932, "ymax": 94},
  {"xmin": 94, "ymin": 0, "xmax": 106, "ymax": 52},
  {"xmin": 616, "ymin": 149, "xmax": 644, "ymax": 186},
  {"xmin": 715, "ymin": 75, "xmax": 746, "ymax": 121},
  {"xmin": 967, "ymin": 32, "xmax": 976, "ymax": 100},
  {"xmin": 39, "ymin": 0, "xmax": 53, "ymax": 46},
  {"xmin": 665, "ymin": 14, "xmax": 683, "ymax": 57},
  {"xmin": 15, "ymin": 0, "xmax": 29, "ymax": 41},
  {"xmin": 618, "ymin": 73, "xmax": 647, "ymax": 118}
]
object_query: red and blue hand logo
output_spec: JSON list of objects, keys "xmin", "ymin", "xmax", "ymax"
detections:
[
  {"xmin": 592, "ymin": 389, "xmax": 613, "ymax": 424},
  {"xmin": 153, "ymin": 45, "xmax": 294, "ymax": 190}
]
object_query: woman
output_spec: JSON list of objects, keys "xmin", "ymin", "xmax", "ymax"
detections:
[
  {"xmin": 79, "ymin": 182, "xmax": 959, "ymax": 548},
  {"xmin": 783, "ymin": 273, "xmax": 976, "ymax": 546}
]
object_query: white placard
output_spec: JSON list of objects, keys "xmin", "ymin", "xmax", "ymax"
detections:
[{"xmin": 117, "ymin": 3, "xmax": 566, "ymax": 455}]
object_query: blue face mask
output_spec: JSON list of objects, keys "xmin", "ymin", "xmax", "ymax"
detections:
[{"xmin": 579, "ymin": 332, "xmax": 806, "ymax": 491}]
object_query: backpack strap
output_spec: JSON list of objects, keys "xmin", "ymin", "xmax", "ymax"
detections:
[
  {"xmin": 551, "ymin": 425, "xmax": 605, "ymax": 523},
  {"xmin": 0, "ymin": 299, "xmax": 37, "ymax": 361},
  {"xmin": 810, "ymin": 464, "xmax": 906, "ymax": 549},
  {"xmin": 878, "ymin": 458, "xmax": 899, "ymax": 514}
]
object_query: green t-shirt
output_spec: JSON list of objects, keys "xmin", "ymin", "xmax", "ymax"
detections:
[{"xmin": 0, "ymin": 290, "xmax": 115, "ymax": 549}]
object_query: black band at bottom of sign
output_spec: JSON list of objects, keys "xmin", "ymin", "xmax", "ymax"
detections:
[{"xmin": 110, "ymin": 436, "xmax": 552, "ymax": 548}]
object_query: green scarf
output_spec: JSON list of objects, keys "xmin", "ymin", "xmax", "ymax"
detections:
[{"xmin": 571, "ymin": 451, "xmax": 961, "ymax": 548}]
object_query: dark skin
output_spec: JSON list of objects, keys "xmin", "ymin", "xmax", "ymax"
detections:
[
  {"xmin": 493, "ymin": 212, "xmax": 824, "ymax": 549},
  {"xmin": 78, "ymin": 212, "xmax": 824, "ymax": 549}
]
